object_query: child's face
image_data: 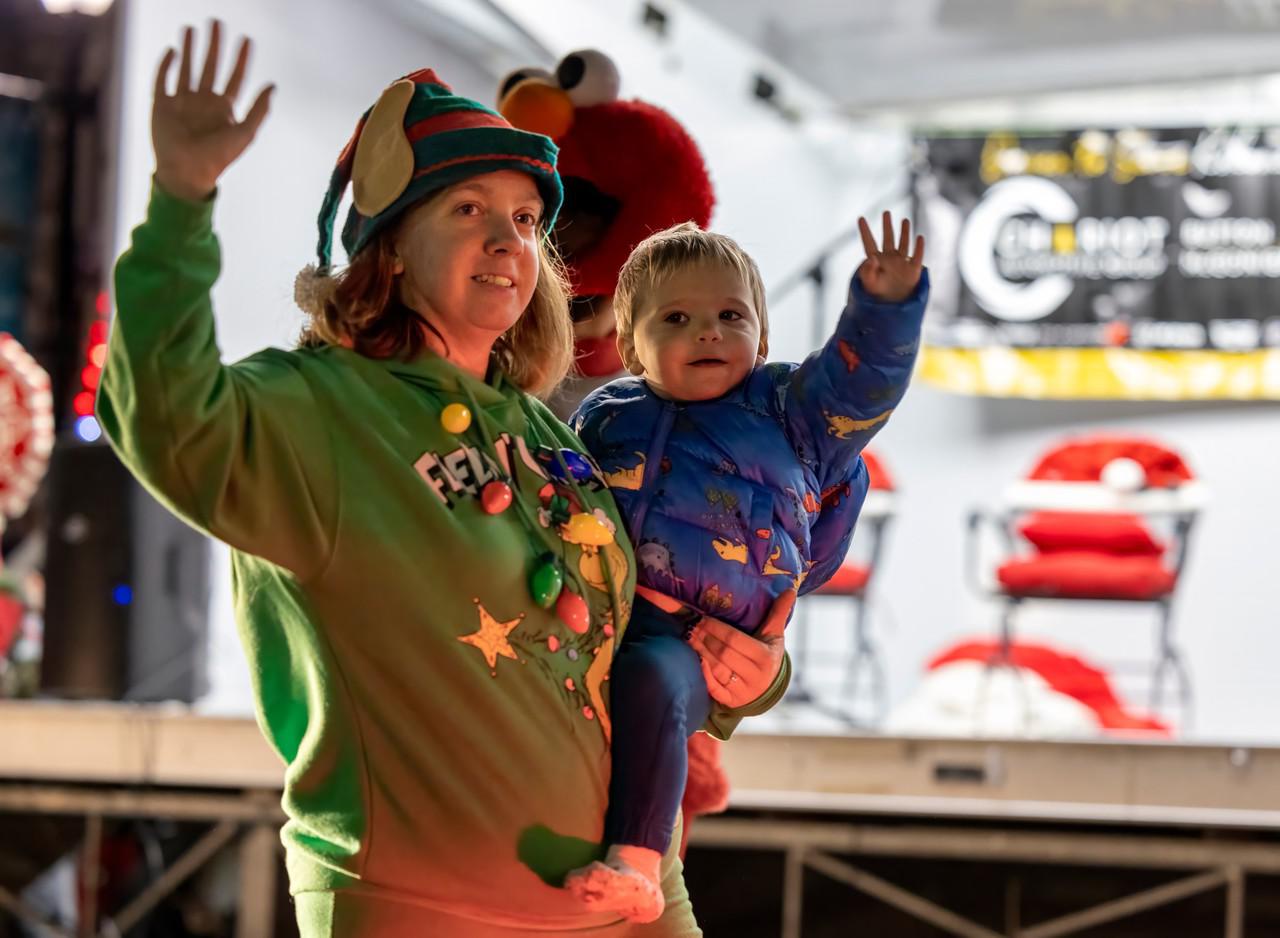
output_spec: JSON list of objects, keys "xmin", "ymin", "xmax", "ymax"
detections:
[{"xmin": 621, "ymin": 261, "xmax": 763, "ymax": 402}]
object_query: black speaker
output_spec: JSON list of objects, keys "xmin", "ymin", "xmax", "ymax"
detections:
[{"xmin": 41, "ymin": 439, "xmax": 210, "ymax": 702}]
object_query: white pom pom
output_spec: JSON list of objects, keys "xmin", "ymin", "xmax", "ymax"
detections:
[
  {"xmin": 294, "ymin": 264, "xmax": 338, "ymax": 315},
  {"xmin": 1101, "ymin": 457, "xmax": 1146, "ymax": 493}
]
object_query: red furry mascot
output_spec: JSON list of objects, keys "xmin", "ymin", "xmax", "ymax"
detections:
[{"xmin": 497, "ymin": 51, "xmax": 728, "ymax": 855}]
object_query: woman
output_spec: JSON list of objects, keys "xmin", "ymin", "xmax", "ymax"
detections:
[{"xmin": 99, "ymin": 22, "xmax": 792, "ymax": 936}]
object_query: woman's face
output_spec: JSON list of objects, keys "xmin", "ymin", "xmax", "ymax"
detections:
[{"xmin": 393, "ymin": 170, "xmax": 544, "ymax": 364}]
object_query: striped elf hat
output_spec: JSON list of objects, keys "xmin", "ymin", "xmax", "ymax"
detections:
[{"xmin": 297, "ymin": 69, "xmax": 562, "ymax": 311}]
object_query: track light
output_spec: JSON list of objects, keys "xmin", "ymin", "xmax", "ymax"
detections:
[{"xmin": 40, "ymin": 0, "xmax": 114, "ymax": 14}]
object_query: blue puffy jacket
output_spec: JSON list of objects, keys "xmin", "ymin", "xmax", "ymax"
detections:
[{"xmin": 571, "ymin": 270, "xmax": 929, "ymax": 633}]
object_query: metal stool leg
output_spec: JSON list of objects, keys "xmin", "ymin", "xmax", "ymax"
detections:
[
  {"xmin": 841, "ymin": 593, "xmax": 887, "ymax": 726},
  {"xmin": 979, "ymin": 599, "xmax": 1030, "ymax": 733},
  {"xmin": 788, "ymin": 598, "xmax": 816, "ymax": 705},
  {"xmin": 1150, "ymin": 598, "xmax": 1193, "ymax": 730}
]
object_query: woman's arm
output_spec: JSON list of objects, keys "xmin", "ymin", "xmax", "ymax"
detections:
[{"xmin": 99, "ymin": 23, "xmax": 336, "ymax": 578}]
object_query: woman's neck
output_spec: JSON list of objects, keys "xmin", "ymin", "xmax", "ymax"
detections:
[{"xmin": 412, "ymin": 312, "xmax": 496, "ymax": 382}]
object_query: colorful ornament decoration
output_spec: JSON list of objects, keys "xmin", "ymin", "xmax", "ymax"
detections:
[
  {"xmin": 433, "ymin": 394, "xmax": 616, "ymax": 622},
  {"xmin": 0, "ymin": 334, "xmax": 54, "ymax": 520},
  {"xmin": 440, "ymin": 402, "xmax": 472, "ymax": 434},
  {"xmin": 547, "ymin": 448, "xmax": 594, "ymax": 482},
  {"xmin": 457, "ymin": 599, "xmax": 524, "ymax": 674},
  {"xmin": 481, "ymin": 480, "xmax": 513, "ymax": 514},
  {"xmin": 561, "ymin": 511, "xmax": 615, "ymax": 547},
  {"xmin": 537, "ymin": 487, "xmax": 574, "ymax": 529},
  {"xmin": 529, "ymin": 553, "xmax": 564, "ymax": 608},
  {"xmin": 556, "ymin": 589, "xmax": 590, "ymax": 634}
]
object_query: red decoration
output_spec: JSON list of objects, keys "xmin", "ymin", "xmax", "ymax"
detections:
[
  {"xmin": 556, "ymin": 589, "xmax": 590, "ymax": 634},
  {"xmin": 930, "ymin": 640, "xmax": 1170, "ymax": 734},
  {"xmin": 481, "ymin": 480, "xmax": 513, "ymax": 515},
  {"xmin": 0, "ymin": 334, "xmax": 54, "ymax": 519},
  {"xmin": 1028, "ymin": 435, "xmax": 1194, "ymax": 488},
  {"xmin": 0, "ymin": 591, "xmax": 23, "ymax": 658}
]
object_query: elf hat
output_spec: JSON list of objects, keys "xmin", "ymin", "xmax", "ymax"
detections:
[{"xmin": 296, "ymin": 68, "xmax": 563, "ymax": 311}]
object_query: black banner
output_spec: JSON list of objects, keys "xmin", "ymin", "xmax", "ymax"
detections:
[{"xmin": 911, "ymin": 129, "xmax": 1280, "ymax": 397}]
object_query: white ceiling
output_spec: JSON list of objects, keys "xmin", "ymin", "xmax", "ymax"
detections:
[{"xmin": 684, "ymin": 0, "xmax": 1280, "ymax": 111}]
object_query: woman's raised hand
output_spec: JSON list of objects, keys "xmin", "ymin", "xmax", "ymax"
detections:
[{"xmin": 152, "ymin": 21, "xmax": 273, "ymax": 202}]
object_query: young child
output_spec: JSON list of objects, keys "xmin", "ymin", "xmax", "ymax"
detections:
[{"xmin": 565, "ymin": 216, "xmax": 928, "ymax": 922}]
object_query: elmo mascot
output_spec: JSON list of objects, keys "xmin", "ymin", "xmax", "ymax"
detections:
[{"xmin": 497, "ymin": 51, "xmax": 727, "ymax": 856}]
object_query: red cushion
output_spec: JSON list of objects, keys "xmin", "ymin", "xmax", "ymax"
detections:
[
  {"xmin": 997, "ymin": 552, "xmax": 1175, "ymax": 600},
  {"xmin": 861, "ymin": 449, "xmax": 893, "ymax": 491},
  {"xmin": 1019, "ymin": 512, "xmax": 1164, "ymax": 556},
  {"xmin": 814, "ymin": 563, "xmax": 871, "ymax": 595}
]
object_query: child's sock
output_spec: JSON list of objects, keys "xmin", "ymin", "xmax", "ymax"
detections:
[{"xmin": 564, "ymin": 844, "xmax": 665, "ymax": 924}]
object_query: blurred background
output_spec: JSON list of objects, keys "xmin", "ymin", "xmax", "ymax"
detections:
[{"xmin": 2, "ymin": 0, "xmax": 1280, "ymax": 935}]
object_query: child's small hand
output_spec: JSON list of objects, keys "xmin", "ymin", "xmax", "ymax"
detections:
[{"xmin": 856, "ymin": 211, "xmax": 925, "ymax": 303}]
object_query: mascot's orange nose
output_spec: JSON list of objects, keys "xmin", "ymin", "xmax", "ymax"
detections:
[{"xmin": 500, "ymin": 82, "xmax": 575, "ymax": 140}]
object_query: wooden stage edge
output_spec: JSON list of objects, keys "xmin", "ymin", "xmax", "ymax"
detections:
[{"xmin": 4, "ymin": 700, "xmax": 1279, "ymax": 828}]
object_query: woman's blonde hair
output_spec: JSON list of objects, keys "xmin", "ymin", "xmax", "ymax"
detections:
[
  {"xmin": 613, "ymin": 222, "xmax": 769, "ymax": 358},
  {"xmin": 299, "ymin": 198, "xmax": 574, "ymax": 399}
]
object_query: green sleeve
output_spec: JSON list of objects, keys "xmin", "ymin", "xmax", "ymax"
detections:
[
  {"xmin": 702, "ymin": 651, "xmax": 791, "ymax": 741},
  {"xmin": 98, "ymin": 183, "xmax": 337, "ymax": 579}
]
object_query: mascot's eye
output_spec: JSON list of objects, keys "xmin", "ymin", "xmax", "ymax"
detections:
[
  {"xmin": 556, "ymin": 50, "xmax": 621, "ymax": 107},
  {"xmin": 497, "ymin": 66, "xmax": 556, "ymax": 105}
]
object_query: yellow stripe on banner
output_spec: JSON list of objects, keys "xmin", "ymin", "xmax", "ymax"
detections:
[{"xmin": 918, "ymin": 347, "xmax": 1280, "ymax": 400}]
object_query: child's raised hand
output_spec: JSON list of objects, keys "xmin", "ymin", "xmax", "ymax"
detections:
[
  {"xmin": 856, "ymin": 211, "xmax": 925, "ymax": 303},
  {"xmin": 152, "ymin": 21, "xmax": 274, "ymax": 202}
]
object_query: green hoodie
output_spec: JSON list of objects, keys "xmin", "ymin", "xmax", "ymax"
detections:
[{"xmin": 100, "ymin": 185, "xmax": 787, "ymax": 930}]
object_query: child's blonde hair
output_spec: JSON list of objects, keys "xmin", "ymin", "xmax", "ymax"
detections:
[{"xmin": 614, "ymin": 222, "xmax": 769, "ymax": 358}]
